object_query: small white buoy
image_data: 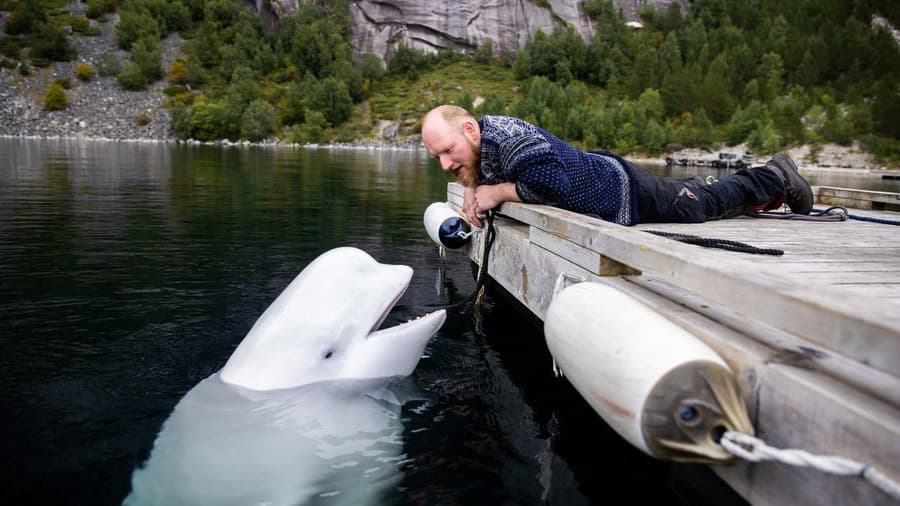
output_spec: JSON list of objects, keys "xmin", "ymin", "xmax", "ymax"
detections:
[
  {"xmin": 544, "ymin": 280, "xmax": 754, "ymax": 463},
  {"xmin": 423, "ymin": 202, "xmax": 471, "ymax": 249}
]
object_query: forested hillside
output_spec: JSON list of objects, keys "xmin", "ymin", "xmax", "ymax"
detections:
[{"xmin": 2, "ymin": 0, "xmax": 899, "ymax": 162}]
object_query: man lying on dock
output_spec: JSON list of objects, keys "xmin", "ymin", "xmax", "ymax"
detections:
[{"xmin": 420, "ymin": 104, "xmax": 813, "ymax": 228}]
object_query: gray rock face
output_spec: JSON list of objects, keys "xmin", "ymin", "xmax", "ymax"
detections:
[
  {"xmin": 347, "ymin": 0, "xmax": 594, "ymax": 59},
  {"xmin": 268, "ymin": 0, "xmax": 687, "ymax": 62}
]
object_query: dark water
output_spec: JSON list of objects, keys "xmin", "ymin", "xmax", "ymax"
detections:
[{"xmin": 8, "ymin": 138, "xmax": 889, "ymax": 506}]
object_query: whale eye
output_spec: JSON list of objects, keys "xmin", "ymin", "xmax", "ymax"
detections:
[
  {"xmin": 679, "ymin": 405, "xmax": 701, "ymax": 426},
  {"xmin": 324, "ymin": 350, "xmax": 334, "ymax": 359}
]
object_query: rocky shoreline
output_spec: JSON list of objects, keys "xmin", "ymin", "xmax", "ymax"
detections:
[{"xmin": 0, "ymin": 3, "xmax": 182, "ymax": 142}]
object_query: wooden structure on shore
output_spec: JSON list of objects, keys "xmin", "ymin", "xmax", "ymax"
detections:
[
  {"xmin": 446, "ymin": 182, "xmax": 899, "ymax": 506},
  {"xmin": 666, "ymin": 151, "xmax": 756, "ymax": 169}
]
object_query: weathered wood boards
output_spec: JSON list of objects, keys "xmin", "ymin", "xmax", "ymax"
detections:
[
  {"xmin": 445, "ymin": 182, "xmax": 900, "ymax": 506},
  {"xmin": 816, "ymin": 185, "xmax": 900, "ymax": 210}
]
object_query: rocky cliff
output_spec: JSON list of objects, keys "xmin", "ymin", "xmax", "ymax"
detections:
[
  {"xmin": 348, "ymin": 0, "xmax": 594, "ymax": 58},
  {"xmin": 269, "ymin": 0, "xmax": 686, "ymax": 60}
]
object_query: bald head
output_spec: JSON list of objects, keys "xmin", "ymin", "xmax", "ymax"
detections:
[
  {"xmin": 423, "ymin": 105, "xmax": 475, "ymax": 131},
  {"xmin": 421, "ymin": 105, "xmax": 481, "ymax": 187}
]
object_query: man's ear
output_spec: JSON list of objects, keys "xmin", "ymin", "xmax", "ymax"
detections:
[{"xmin": 462, "ymin": 120, "xmax": 480, "ymax": 143}]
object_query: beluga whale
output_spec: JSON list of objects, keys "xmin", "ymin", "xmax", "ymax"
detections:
[{"xmin": 124, "ymin": 247, "xmax": 447, "ymax": 506}]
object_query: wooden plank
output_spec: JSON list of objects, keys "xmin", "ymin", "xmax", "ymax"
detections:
[
  {"xmin": 816, "ymin": 186, "xmax": 900, "ymax": 210},
  {"xmin": 448, "ymin": 182, "xmax": 900, "ymax": 379},
  {"xmin": 760, "ymin": 262, "xmax": 900, "ymax": 272},
  {"xmin": 530, "ymin": 227, "xmax": 640, "ymax": 276}
]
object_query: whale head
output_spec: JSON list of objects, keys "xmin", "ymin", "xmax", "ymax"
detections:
[{"xmin": 219, "ymin": 247, "xmax": 446, "ymax": 391}]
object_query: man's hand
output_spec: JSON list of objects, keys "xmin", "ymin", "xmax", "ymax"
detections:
[
  {"xmin": 462, "ymin": 183, "xmax": 520, "ymax": 227},
  {"xmin": 462, "ymin": 186, "xmax": 482, "ymax": 227}
]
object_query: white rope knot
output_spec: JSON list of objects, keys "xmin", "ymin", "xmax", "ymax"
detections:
[{"xmin": 720, "ymin": 431, "xmax": 900, "ymax": 501}]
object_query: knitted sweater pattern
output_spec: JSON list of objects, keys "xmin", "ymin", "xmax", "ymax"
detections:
[{"xmin": 478, "ymin": 115, "xmax": 635, "ymax": 225}]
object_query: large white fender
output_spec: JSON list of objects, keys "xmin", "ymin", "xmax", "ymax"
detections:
[{"xmin": 544, "ymin": 279, "xmax": 753, "ymax": 463}]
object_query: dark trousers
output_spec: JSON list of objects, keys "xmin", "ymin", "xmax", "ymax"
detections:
[{"xmin": 627, "ymin": 161, "xmax": 785, "ymax": 224}]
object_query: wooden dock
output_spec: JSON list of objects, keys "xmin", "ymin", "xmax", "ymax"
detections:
[{"xmin": 446, "ymin": 182, "xmax": 900, "ymax": 506}]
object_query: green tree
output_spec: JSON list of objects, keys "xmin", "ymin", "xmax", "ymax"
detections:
[
  {"xmin": 186, "ymin": 26, "xmax": 222, "ymax": 70},
  {"xmin": 479, "ymin": 93, "xmax": 507, "ymax": 116},
  {"xmin": 586, "ymin": 107, "xmax": 616, "ymax": 148},
  {"xmin": 758, "ymin": 52, "xmax": 784, "ymax": 102},
  {"xmin": 4, "ymin": 0, "xmax": 45, "ymax": 35},
  {"xmin": 725, "ymin": 101, "xmax": 768, "ymax": 145},
  {"xmin": 629, "ymin": 41, "xmax": 659, "ymax": 98},
  {"xmin": 701, "ymin": 54, "xmax": 735, "ymax": 123},
  {"xmin": 523, "ymin": 27, "xmax": 587, "ymax": 82},
  {"xmin": 190, "ymin": 100, "xmax": 230, "ymax": 141},
  {"xmin": 673, "ymin": 109, "xmax": 714, "ymax": 147},
  {"xmin": 241, "ymin": 99, "xmax": 277, "ymax": 141},
  {"xmin": 772, "ymin": 87, "xmax": 809, "ymax": 145},
  {"xmin": 117, "ymin": 63, "xmax": 147, "ymax": 90},
  {"xmin": 796, "ymin": 35, "xmax": 828, "ymax": 87},
  {"xmin": 170, "ymin": 102, "xmax": 192, "ymax": 139},
  {"xmin": 659, "ymin": 32, "xmax": 682, "ymax": 75},
  {"xmin": 474, "ymin": 38, "xmax": 495, "ymax": 64},
  {"xmin": 299, "ymin": 109, "xmax": 327, "ymax": 143},
  {"xmin": 31, "ymin": 21, "xmax": 73, "ymax": 61},
  {"xmin": 642, "ymin": 119, "xmax": 668, "ymax": 154},
  {"xmin": 358, "ymin": 53, "xmax": 385, "ymax": 81},
  {"xmin": 614, "ymin": 122, "xmax": 638, "ymax": 154},
  {"xmin": 279, "ymin": 79, "xmax": 306, "ymax": 125},
  {"xmin": 224, "ymin": 66, "xmax": 262, "ymax": 125},
  {"xmin": 637, "ymin": 88, "xmax": 664, "ymax": 124},
  {"xmin": 116, "ymin": 9, "xmax": 160, "ymax": 50},
  {"xmin": 132, "ymin": 37, "xmax": 162, "ymax": 82},
  {"xmin": 305, "ymin": 77, "xmax": 352, "ymax": 126},
  {"xmin": 747, "ymin": 121, "xmax": 780, "ymax": 153},
  {"xmin": 871, "ymin": 80, "xmax": 900, "ymax": 139},
  {"xmin": 387, "ymin": 43, "xmax": 426, "ymax": 80}
]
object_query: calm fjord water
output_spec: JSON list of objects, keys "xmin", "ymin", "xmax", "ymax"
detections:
[{"xmin": 0, "ymin": 137, "xmax": 786, "ymax": 505}]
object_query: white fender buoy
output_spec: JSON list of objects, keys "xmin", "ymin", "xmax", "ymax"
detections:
[
  {"xmin": 544, "ymin": 280, "xmax": 754, "ymax": 464},
  {"xmin": 423, "ymin": 202, "xmax": 471, "ymax": 249}
]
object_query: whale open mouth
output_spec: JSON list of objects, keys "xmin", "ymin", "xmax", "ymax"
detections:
[
  {"xmin": 370, "ymin": 285, "xmax": 407, "ymax": 334},
  {"xmin": 368, "ymin": 283, "xmax": 444, "ymax": 339}
]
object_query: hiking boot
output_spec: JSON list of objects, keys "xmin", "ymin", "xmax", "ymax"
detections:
[{"xmin": 765, "ymin": 153, "xmax": 813, "ymax": 214}]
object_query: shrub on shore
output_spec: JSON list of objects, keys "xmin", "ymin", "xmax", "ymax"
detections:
[
  {"xmin": 44, "ymin": 82, "xmax": 67, "ymax": 111},
  {"xmin": 75, "ymin": 62, "xmax": 94, "ymax": 81}
]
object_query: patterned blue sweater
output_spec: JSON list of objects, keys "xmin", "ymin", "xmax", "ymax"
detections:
[{"xmin": 478, "ymin": 115, "xmax": 638, "ymax": 226}]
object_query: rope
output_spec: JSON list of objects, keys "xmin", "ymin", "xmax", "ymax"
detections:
[
  {"xmin": 643, "ymin": 230, "xmax": 784, "ymax": 256},
  {"xmin": 829, "ymin": 208, "xmax": 900, "ymax": 226},
  {"xmin": 747, "ymin": 206, "xmax": 849, "ymax": 222},
  {"xmin": 721, "ymin": 431, "xmax": 900, "ymax": 501},
  {"xmin": 749, "ymin": 206, "xmax": 900, "ymax": 225},
  {"xmin": 400, "ymin": 211, "xmax": 497, "ymax": 316}
]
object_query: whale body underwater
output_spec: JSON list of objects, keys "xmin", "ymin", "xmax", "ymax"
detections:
[{"xmin": 124, "ymin": 247, "xmax": 447, "ymax": 506}]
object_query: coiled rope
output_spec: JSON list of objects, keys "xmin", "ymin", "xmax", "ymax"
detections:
[
  {"xmin": 720, "ymin": 431, "xmax": 900, "ymax": 501},
  {"xmin": 643, "ymin": 230, "xmax": 785, "ymax": 256}
]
